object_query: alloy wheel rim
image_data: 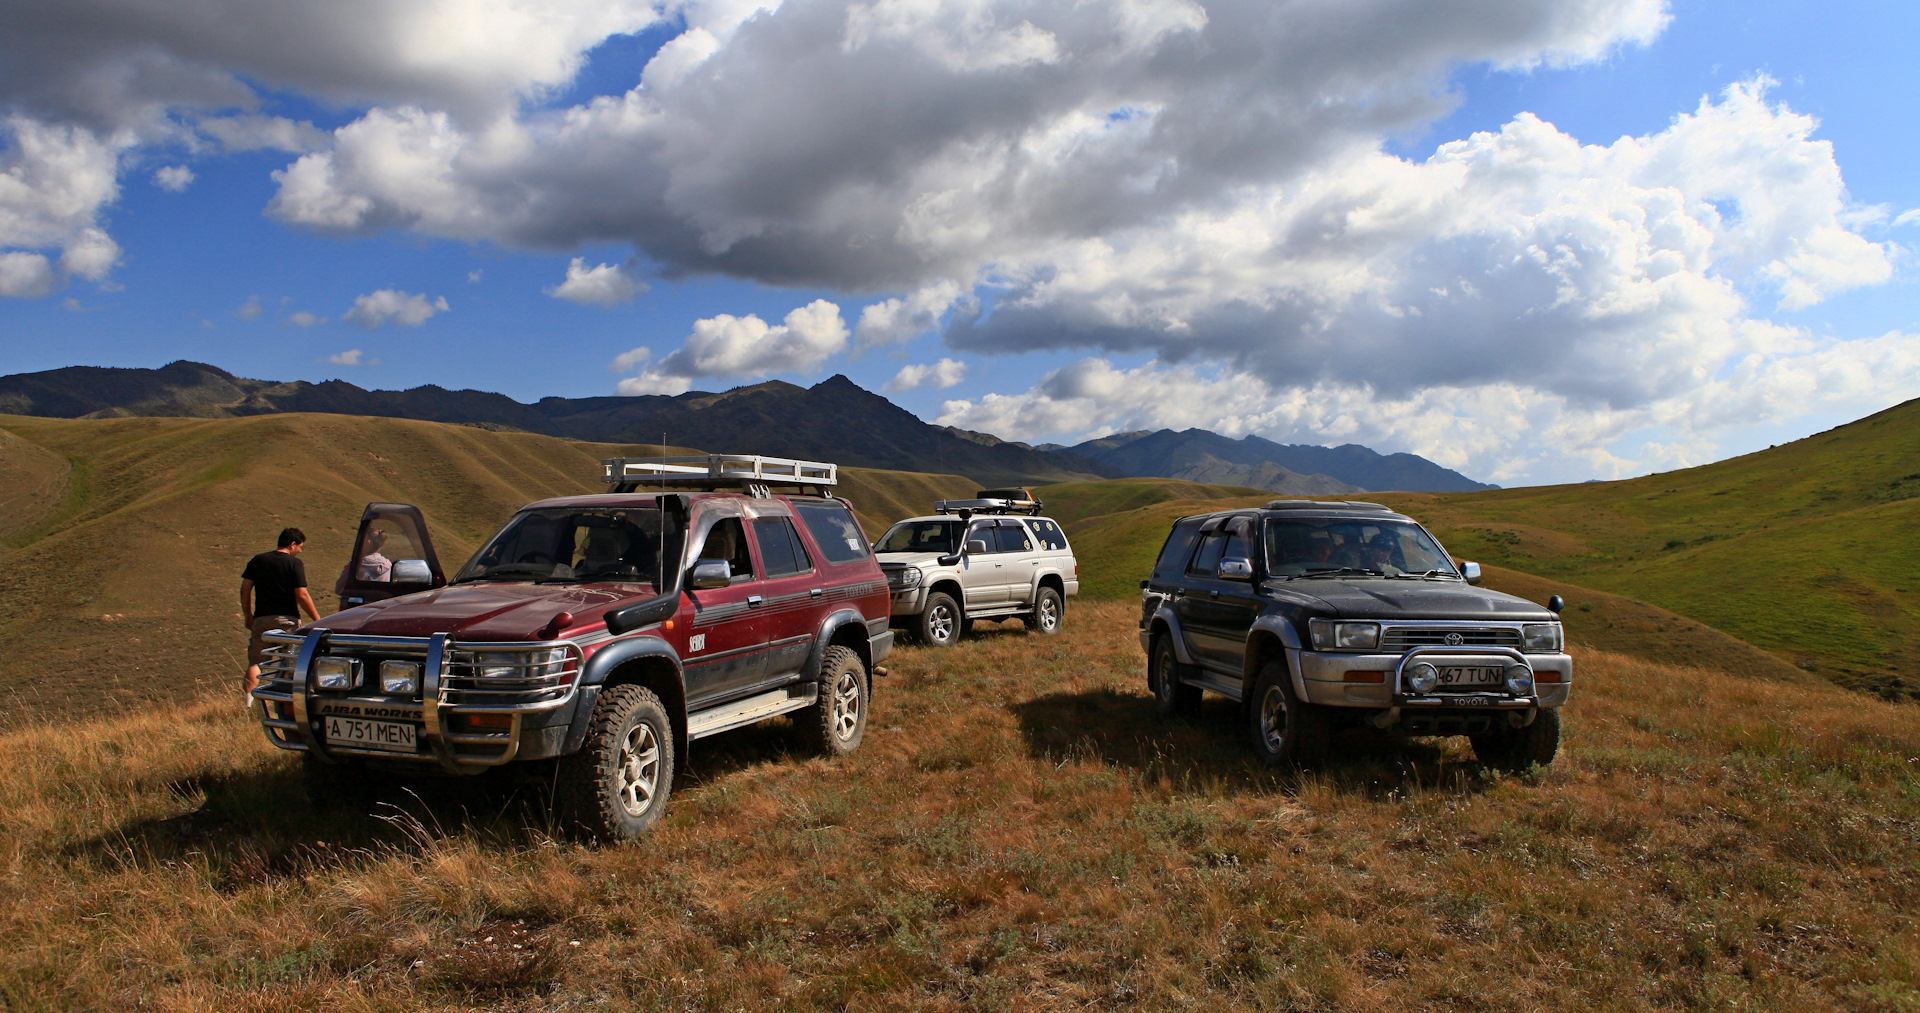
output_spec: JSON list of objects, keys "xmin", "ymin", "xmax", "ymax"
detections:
[
  {"xmin": 617, "ymin": 722, "xmax": 660, "ymax": 817},
  {"xmin": 928, "ymin": 604, "xmax": 954, "ymax": 642},
  {"xmin": 1038, "ymin": 595, "xmax": 1059, "ymax": 630},
  {"xmin": 1261, "ymin": 686, "xmax": 1288, "ymax": 752},
  {"xmin": 831, "ymin": 670, "xmax": 862, "ymax": 739}
]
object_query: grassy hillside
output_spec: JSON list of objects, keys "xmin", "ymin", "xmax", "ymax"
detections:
[
  {"xmin": 0, "ymin": 413, "xmax": 973, "ymax": 730},
  {"xmin": 1373, "ymin": 398, "xmax": 1920, "ymax": 693},
  {"xmin": 2, "ymin": 602, "xmax": 1915, "ymax": 1009}
]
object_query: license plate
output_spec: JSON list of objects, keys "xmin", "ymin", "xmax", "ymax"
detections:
[
  {"xmin": 324, "ymin": 716, "xmax": 418, "ymax": 752},
  {"xmin": 1438, "ymin": 666, "xmax": 1504, "ymax": 687}
]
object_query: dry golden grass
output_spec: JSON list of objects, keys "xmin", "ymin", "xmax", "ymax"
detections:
[{"xmin": 3, "ymin": 601, "xmax": 1917, "ymax": 1011}]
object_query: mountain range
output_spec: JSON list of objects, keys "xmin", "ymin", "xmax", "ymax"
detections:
[{"xmin": 0, "ymin": 360, "xmax": 1491, "ymax": 491}]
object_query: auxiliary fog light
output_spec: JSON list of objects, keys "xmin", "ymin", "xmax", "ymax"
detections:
[
  {"xmin": 1406, "ymin": 662, "xmax": 1440, "ymax": 694},
  {"xmin": 312, "ymin": 657, "xmax": 361, "ymax": 691},
  {"xmin": 380, "ymin": 660, "xmax": 421, "ymax": 695},
  {"xmin": 1505, "ymin": 664, "xmax": 1535, "ymax": 696}
]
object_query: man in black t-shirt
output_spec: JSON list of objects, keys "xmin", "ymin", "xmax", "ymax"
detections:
[{"xmin": 240, "ymin": 527, "xmax": 321, "ymax": 697}]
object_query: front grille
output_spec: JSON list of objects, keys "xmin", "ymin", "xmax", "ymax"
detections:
[{"xmin": 1381, "ymin": 627, "xmax": 1521, "ymax": 650}]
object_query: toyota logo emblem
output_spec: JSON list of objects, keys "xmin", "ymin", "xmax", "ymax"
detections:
[{"xmin": 1443, "ymin": 632, "xmax": 1464, "ymax": 646}]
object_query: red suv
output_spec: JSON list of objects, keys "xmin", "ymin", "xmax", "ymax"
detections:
[{"xmin": 253, "ymin": 456, "xmax": 891, "ymax": 840}]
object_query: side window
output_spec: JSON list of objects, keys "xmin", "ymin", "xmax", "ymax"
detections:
[
  {"xmin": 966, "ymin": 523, "xmax": 999, "ymax": 553},
  {"xmin": 697, "ymin": 517, "xmax": 756, "ymax": 582},
  {"xmin": 994, "ymin": 521, "xmax": 1034, "ymax": 553},
  {"xmin": 1188, "ymin": 531, "xmax": 1228, "ymax": 576},
  {"xmin": 1152, "ymin": 520, "xmax": 1202, "ymax": 580},
  {"xmin": 1220, "ymin": 533, "xmax": 1249, "ymax": 563},
  {"xmin": 752, "ymin": 517, "xmax": 812, "ymax": 577},
  {"xmin": 1028, "ymin": 518, "xmax": 1069, "ymax": 551},
  {"xmin": 793, "ymin": 501, "xmax": 871, "ymax": 564}
]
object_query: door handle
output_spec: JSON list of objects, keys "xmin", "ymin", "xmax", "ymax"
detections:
[
  {"xmin": 1209, "ymin": 590, "xmax": 1219, "ymax": 598},
  {"xmin": 810, "ymin": 588, "xmax": 823, "ymax": 598},
  {"xmin": 747, "ymin": 595, "xmax": 764, "ymax": 607}
]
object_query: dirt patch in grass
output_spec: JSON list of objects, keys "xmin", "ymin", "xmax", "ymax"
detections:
[{"xmin": 3, "ymin": 601, "xmax": 1917, "ymax": 1010}]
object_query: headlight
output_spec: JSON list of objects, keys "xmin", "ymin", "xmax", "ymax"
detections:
[
  {"xmin": 1505, "ymin": 664, "xmax": 1535, "ymax": 696},
  {"xmin": 312, "ymin": 656, "xmax": 361, "ymax": 691},
  {"xmin": 474, "ymin": 649, "xmax": 567, "ymax": 679},
  {"xmin": 380, "ymin": 660, "xmax": 421, "ymax": 695},
  {"xmin": 1406, "ymin": 661, "xmax": 1439, "ymax": 694},
  {"xmin": 891, "ymin": 568, "xmax": 923, "ymax": 589},
  {"xmin": 1521, "ymin": 623, "xmax": 1563, "ymax": 653},
  {"xmin": 1310, "ymin": 620, "xmax": 1380, "ymax": 651}
]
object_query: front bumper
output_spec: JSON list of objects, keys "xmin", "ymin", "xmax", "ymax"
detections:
[
  {"xmin": 1293, "ymin": 645, "xmax": 1572, "ymax": 710},
  {"xmin": 888, "ymin": 584, "xmax": 928, "ymax": 617},
  {"xmin": 252, "ymin": 628, "xmax": 584, "ymax": 773}
]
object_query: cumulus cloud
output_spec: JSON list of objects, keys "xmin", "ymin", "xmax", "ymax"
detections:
[
  {"xmin": 855, "ymin": 281, "xmax": 965, "ymax": 349},
  {"xmin": 547, "ymin": 256, "xmax": 647, "ymax": 306},
  {"xmin": 0, "ymin": 117, "xmax": 127, "ymax": 294},
  {"xmin": 235, "ymin": 295, "xmax": 263, "ymax": 319},
  {"xmin": 344, "ymin": 288, "xmax": 448, "ymax": 327},
  {"xmin": 614, "ymin": 299, "xmax": 850, "ymax": 394},
  {"xmin": 0, "ymin": 251, "xmax": 55, "ymax": 297},
  {"xmin": 328, "ymin": 348, "xmax": 365, "ymax": 365},
  {"xmin": 153, "ymin": 165, "xmax": 194, "ymax": 191},
  {"xmin": 889, "ymin": 357, "xmax": 968, "ymax": 391},
  {"xmin": 286, "ymin": 310, "xmax": 324, "ymax": 326}
]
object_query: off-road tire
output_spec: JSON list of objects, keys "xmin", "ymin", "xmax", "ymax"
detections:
[
  {"xmin": 916, "ymin": 592, "xmax": 963, "ymax": 647},
  {"xmin": 1023, "ymin": 586, "xmax": 1064, "ymax": 635},
  {"xmin": 1149, "ymin": 634, "xmax": 1202, "ymax": 718},
  {"xmin": 554, "ymin": 684, "xmax": 675, "ymax": 842},
  {"xmin": 1471, "ymin": 708, "xmax": 1560, "ymax": 771},
  {"xmin": 800, "ymin": 645, "xmax": 868, "ymax": 757},
  {"xmin": 302, "ymin": 754, "xmax": 371, "ymax": 814},
  {"xmin": 1247, "ymin": 660, "xmax": 1331, "ymax": 767}
]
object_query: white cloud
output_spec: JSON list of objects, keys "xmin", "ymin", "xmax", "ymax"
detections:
[
  {"xmin": 328, "ymin": 348, "xmax": 365, "ymax": 365},
  {"xmin": 344, "ymin": 288, "xmax": 448, "ymax": 327},
  {"xmin": 467, "ymin": 269, "xmax": 482, "ymax": 283},
  {"xmin": 888, "ymin": 357, "xmax": 967, "ymax": 391},
  {"xmin": 0, "ymin": 117, "xmax": 128, "ymax": 294},
  {"xmin": 1894, "ymin": 208, "xmax": 1920, "ymax": 228},
  {"xmin": 196, "ymin": 115, "xmax": 330, "ymax": 153},
  {"xmin": 547, "ymin": 256, "xmax": 647, "ymax": 306},
  {"xmin": 153, "ymin": 165, "xmax": 194, "ymax": 192},
  {"xmin": 286, "ymin": 310, "xmax": 324, "ymax": 327},
  {"xmin": 613, "ymin": 299, "xmax": 851, "ymax": 394},
  {"xmin": 855, "ymin": 280, "xmax": 964, "ymax": 349},
  {"xmin": 0, "ymin": 251, "xmax": 55, "ymax": 298},
  {"xmin": 235, "ymin": 295, "xmax": 263, "ymax": 319}
]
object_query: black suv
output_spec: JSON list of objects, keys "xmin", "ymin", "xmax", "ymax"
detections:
[{"xmin": 1139, "ymin": 500, "xmax": 1571, "ymax": 768}]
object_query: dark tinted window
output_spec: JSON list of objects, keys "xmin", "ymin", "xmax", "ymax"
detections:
[
  {"xmin": 994, "ymin": 521, "xmax": 1034, "ymax": 553},
  {"xmin": 696, "ymin": 517, "xmax": 755, "ymax": 582},
  {"xmin": 752, "ymin": 518, "xmax": 811, "ymax": 577},
  {"xmin": 1028, "ymin": 518, "xmax": 1069, "ymax": 551},
  {"xmin": 965, "ymin": 522, "xmax": 999, "ymax": 553},
  {"xmin": 1189, "ymin": 531, "xmax": 1228, "ymax": 576},
  {"xmin": 1152, "ymin": 519, "xmax": 1202, "ymax": 580},
  {"xmin": 792, "ymin": 500, "xmax": 870, "ymax": 564}
]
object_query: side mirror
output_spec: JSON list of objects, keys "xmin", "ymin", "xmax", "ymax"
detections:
[
  {"xmin": 966, "ymin": 538, "xmax": 990, "ymax": 555},
  {"xmin": 1547, "ymin": 594, "xmax": 1564, "ymax": 614},
  {"xmin": 687, "ymin": 559, "xmax": 732, "ymax": 590},
  {"xmin": 1217, "ymin": 557, "xmax": 1254, "ymax": 581},
  {"xmin": 1462, "ymin": 561, "xmax": 1482, "ymax": 586},
  {"xmin": 937, "ymin": 552, "xmax": 962, "ymax": 566},
  {"xmin": 391, "ymin": 558, "xmax": 432, "ymax": 584}
]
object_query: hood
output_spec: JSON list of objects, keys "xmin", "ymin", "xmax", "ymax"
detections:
[
  {"xmin": 1271, "ymin": 579, "xmax": 1554, "ymax": 622},
  {"xmin": 876, "ymin": 551, "xmax": 950, "ymax": 568},
  {"xmin": 314, "ymin": 581, "xmax": 664, "ymax": 640}
]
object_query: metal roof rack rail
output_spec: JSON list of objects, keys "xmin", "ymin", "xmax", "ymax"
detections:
[
  {"xmin": 603, "ymin": 455, "xmax": 838, "ymax": 494},
  {"xmin": 1263, "ymin": 499, "xmax": 1394, "ymax": 512},
  {"xmin": 935, "ymin": 495, "xmax": 1043, "ymax": 516}
]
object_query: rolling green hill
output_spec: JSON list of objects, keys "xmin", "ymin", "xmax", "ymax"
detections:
[
  {"xmin": 0, "ymin": 413, "xmax": 973, "ymax": 730},
  {"xmin": 1372, "ymin": 398, "xmax": 1920, "ymax": 693}
]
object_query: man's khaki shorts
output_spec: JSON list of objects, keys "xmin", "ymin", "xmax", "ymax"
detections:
[{"xmin": 248, "ymin": 615, "xmax": 299, "ymax": 666}]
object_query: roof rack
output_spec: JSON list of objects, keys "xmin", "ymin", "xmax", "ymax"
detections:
[
  {"xmin": 935, "ymin": 494, "xmax": 1043, "ymax": 516},
  {"xmin": 1263, "ymin": 499, "xmax": 1394, "ymax": 512},
  {"xmin": 603, "ymin": 455, "xmax": 838, "ymax": 494}
]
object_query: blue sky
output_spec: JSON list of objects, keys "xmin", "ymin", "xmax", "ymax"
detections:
[{"xmin": 1, "ymin": 0, "xmax": 1914, "ymax": 485}]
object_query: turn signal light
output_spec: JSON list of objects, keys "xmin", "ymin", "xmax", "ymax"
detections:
[
  {"xmin": 1343, "ymin": 671, "xmax": 1387, "ymax": 684},
  {"xmin": 462, "ymin": 713, "xmax": 513, "ymax": 731}
]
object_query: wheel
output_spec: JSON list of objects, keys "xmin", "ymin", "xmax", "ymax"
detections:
[
  {"xmin": 1148, "ymin": 635, "xmax": 1202, "ymax": 718},
  {"xmin": 1471, "ymin": 708, "xmax": 1560, "ymax": 771},
  {"xmin": 1247, "ymin": 660, "xmax": 1330, "ymax": 766},
  {"xmin": 916, "ymin": 592, "xmax": 963, "ymax": 647},
  {"xmin": 302, "ymin": 754, "xmax": 370, "ymax": 814},
  {"xmin": 554, "ymin": 684, "xmax": 675, "ymax": 841},
  {"xmin": 1023, "ymin": 586, "xmax": 1064, "ymax": 635},
  {"xmin": 800, "ymin": 646, "xmax": 868, "ymax": 756}
]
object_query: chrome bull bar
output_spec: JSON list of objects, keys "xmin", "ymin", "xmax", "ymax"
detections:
[{"xmin": 1371, "ymin": 646, "xmax": 1537, "ymax": 730}]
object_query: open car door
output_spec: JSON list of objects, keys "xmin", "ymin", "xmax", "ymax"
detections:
[{"xmin": 336, "ymin": 502, "xmax": 446, "ymax": 608}]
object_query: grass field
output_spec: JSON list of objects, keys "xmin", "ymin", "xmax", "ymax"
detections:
[
  {"xmin": 1371, "ymin": 399, "xmax": 1920, "ymax": 694},
  {"xmin": 2, "ymin": 601, "xmax": 1916, "ymax": 1010}
]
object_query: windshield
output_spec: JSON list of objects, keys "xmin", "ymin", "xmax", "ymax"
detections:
[
  {"xmin": 876, "ymin": 519, "xmax": 962, "ymax": 554},
  {"xmin": 455, "ymin": 505, "xmax": 669, "ymax": 587},
  {"xmin": 1263, "ymin": 518, "xmax": 1456, "ymax": 577}
]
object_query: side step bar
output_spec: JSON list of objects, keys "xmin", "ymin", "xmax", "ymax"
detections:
[
  {"xmin": 687, "ymin": 685, "xmax": 818, "ymax": 740},
  {"xmin": 1181, "ymin": 671, "xmax": 1244, "ymax": 703}
]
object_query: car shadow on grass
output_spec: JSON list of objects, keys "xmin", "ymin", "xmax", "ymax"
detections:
[{"xmin": 1010, "ymin": 688, "xmax": 1521, "ymax": 799}]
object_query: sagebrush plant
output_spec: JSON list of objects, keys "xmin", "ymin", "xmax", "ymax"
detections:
[{"xmin": 3, "ymin": 602, "xmax": 1917, "ymax": 1011}]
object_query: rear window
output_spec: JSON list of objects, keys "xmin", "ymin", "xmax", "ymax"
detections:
[
  {"xmin": 1152, "ymin": 519, "xmax": 1204, "ymax": 581},
  {"xmin": 994, "ymin": 521, "xmax": 1034, "ymax": 553},
  {"xmin": 792, "ymin": 500, "xmax": 871, "ymax": 565},
  {"xmin": 1028, "ymin": 518, "xmax": 1069, "ymax": 551}
]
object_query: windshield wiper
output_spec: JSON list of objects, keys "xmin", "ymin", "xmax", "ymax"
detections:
[
  {"xmin": 453, "ymin": 566, "xmax": 555, "ymax": 583},
  {"xmin": 1386, "ymin": 569, "xmax": 1460, "ymax": 580},
  {"xmin": 1296, "ymin": 566, "xmax": 1386, "ymax": 579}
]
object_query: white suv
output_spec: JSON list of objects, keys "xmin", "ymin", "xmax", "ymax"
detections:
[{"xmin": 873, "ymin": 492, "xmax": 1079, "ymax": 647}]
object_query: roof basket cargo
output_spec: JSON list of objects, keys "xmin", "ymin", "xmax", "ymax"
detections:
[
  {"xmin": 936, "ymin": 492, "xmax": 1043, "ymax": 516},
  {"xmin": 603, "ymin": 455, "xmax": 838, "ymax": 494},
  {"xmin": 1263, "ymin": 499, "xmax": 1394, "ymax": 512}
]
